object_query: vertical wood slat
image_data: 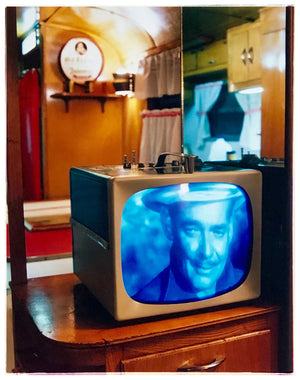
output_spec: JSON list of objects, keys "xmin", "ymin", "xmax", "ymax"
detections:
[
  {"xmin": 283, "ymin": 6, "xmax": 294, "ymax": 373},
  {"xmin": 6, "ymin": 7, "xmax": 27, "ymax": 284}
]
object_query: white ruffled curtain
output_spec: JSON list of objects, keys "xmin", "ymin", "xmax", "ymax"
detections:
[
  {"xmin": 137, "ymin": 47, "xmax": 182, "ymax": 164},
  {"xmin": 135, "ymin": 47, "xmax": 181, "ymax": 99},
  {"xmin": 184, "ymin": 81, "xmax": 223, "ymax": 151},
  {"xmin": 139, "ymin": 109, "xmax": 182, "ymax": 164},
  {"xmin": 235, "ymin": 92, "xmax": 261, "ymax": 152}
]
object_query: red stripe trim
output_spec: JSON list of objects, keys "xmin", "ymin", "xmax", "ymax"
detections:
[
  {"xmin": 141, "ymin": 110, "xmax": 181, "ymax": 118},
  {"xmin": 244, "ymin": 108, "xmax": 261, "ymax": 115}
]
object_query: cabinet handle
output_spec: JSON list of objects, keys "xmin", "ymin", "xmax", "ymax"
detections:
[
  {"xmin": 248, "ymin": 47, "xmax": 254, "ymax": 63},
  {"xmin": 241, "ymin": 48, "xmax": 247, "ymax": 65},
  {"xmin": 177, "ymin": 356, "xmax": 225, "ymax": 372}
]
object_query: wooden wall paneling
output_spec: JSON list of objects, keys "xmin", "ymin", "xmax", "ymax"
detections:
[
  {"xmin": 260, "ymin": 7, "xmax": 286, "ymax": 158},
  {"xmin": 40, "ymin": 23, "xmax": 125, "ymax": 199},
  {"xmin": 122, "ymin": 97, "xmax": 146, "ymax": 162}
]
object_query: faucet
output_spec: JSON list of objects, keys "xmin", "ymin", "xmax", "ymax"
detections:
[{"xmin": 155, "ymin": 152, "xmax": 199, "ymax": 173}]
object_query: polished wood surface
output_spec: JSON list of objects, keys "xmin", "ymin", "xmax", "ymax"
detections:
[
  {"xmin": 260, "ymin": 7, "xmax": 286, "ymax": 158},
  {"xmin": 11, "ymin": 273, "xmax": 279, "ymax": 372},
  {"xmin": 121, "ymin": 330, "xmax": 272, "ymax": 372},
  {"xmin": 11, "ymin": 273, "xmax": 277, "ymax": 344}
]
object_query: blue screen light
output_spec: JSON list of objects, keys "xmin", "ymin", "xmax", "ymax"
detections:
[{"xmin": 121, "ymin": 183, "xmax": 252, "ymax": 304}]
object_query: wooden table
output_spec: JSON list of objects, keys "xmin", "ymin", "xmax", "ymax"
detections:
[{"xmin": 11, "ymin": 273, "xmax": 279, "ymax": 373}]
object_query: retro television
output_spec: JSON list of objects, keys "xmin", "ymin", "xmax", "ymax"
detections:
[{"xmin": 70, "ymin": 164, "xmax": 262, "ymax": 321}]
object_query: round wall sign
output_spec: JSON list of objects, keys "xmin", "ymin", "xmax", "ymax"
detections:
[{"xmin": 59, "ymin": 37, "xmax": 104, "ymax": 84}]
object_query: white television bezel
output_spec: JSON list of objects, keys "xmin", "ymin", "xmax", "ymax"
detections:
[{"xmin": 103, "ymin": 169, "xmax": 262, "ymax": 321}]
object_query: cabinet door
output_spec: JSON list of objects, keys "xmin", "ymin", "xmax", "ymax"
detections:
[
  {"xmin": 121, "ymin": 330, "xmax": 273, "ymax": 372},
  {"xmin": 184, "ymin": 52, "xmax": 197, "ymax": 73},
  {"xmin": 247, "ymin": 23, "xmax": 262, "ymax": 81},
  {"xmin": 227, "ymin": 21, "xmax": 261, "ymax": 92},
  {"xmin": 197, "ymin": 39, "xmax": 227, "ymax": 72},
  {"xmin": 227, "ymin": 27, "xmax": 249, "ymax": 84}
]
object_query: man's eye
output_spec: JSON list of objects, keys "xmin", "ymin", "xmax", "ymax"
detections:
[
  {"xmin": 212, "ymin": 228, "xmax": 226, "ymax": 238},
  {"xmin": 184, "ymin": 225, "xmax": 200, "ymax": 237}
]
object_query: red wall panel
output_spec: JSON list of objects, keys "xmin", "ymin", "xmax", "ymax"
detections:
[{"xmin": 19, "ymin": 69, "xmax": 42, "ymax": 200}]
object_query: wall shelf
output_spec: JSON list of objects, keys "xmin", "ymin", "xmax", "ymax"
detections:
[{"xmin": 50, "ymin": 92, "xmax": 121, "ymax": 113}]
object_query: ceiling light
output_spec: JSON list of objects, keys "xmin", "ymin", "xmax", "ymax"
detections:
[{"xmin": 238, "ymin": 86, "xmax": 264, "ymax": 95}]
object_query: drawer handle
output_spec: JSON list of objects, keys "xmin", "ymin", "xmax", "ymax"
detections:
[{"xmin": 177, "ymin": 356, "xmax": 225, "ymax": 372}]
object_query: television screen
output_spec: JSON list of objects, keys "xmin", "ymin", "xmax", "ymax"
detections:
[{"xmin": 121, "ymin": 182, "xmax": 252, "ymax": 304}]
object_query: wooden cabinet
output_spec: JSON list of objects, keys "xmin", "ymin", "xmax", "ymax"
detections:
[
  {"xmin": 183, "ymin": 39, "xmax": 227, "ymax": 104},
  {"xmin": 11, "ymin": 274, "xmax": 279, "ymax": 373},
  {"xmin": 260, "ymin": 7, "xmax": 286, "ymax": 158},
  {"xmin": 227, "ymin": 21, "xmax": 261, "ymax": 92},
  {"xmin": 184, "ymin": 39, "xmax": 227, "ymax": 78}
]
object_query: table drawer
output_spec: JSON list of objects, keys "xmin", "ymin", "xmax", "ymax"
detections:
[{"xmin": 121, "ymin": 330, "xmax": 272, "ymax": 372}]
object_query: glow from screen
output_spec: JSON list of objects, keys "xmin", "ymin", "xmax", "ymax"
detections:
[{"xmin": 121, "ymin": 183, "xmax": 252, "ymax": 304}]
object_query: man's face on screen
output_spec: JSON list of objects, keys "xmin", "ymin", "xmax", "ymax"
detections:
[{"xmin": 169, "ymin": 200, "xmax": 232, "ymax": 296}]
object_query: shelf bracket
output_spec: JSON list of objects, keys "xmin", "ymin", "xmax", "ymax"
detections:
[
  {"xmin": 98, "ymin": 98, "xmax": 106, "ymax": 113},
  {"xmin": 50, "ymin": 93, "xmax": 115, "ymax": 113}
]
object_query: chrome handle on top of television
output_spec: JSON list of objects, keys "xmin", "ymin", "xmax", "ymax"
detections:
[
  {"xmin": 177, "ymin": 356, "xmax": 225, "ymax": 372},
  {"xmin": 155, "ymin": 152, "xmax": 198, "ymax": 173}
]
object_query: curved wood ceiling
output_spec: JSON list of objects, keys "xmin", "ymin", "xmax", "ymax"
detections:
[{"xmin": 17, "ymin": 6, "xmax": 181, "ymax": 68}]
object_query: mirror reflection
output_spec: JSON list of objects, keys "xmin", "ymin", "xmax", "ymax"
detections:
[{"xmin": 182, "ymin": 6, "xmax": 286, "ymax": 164}]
